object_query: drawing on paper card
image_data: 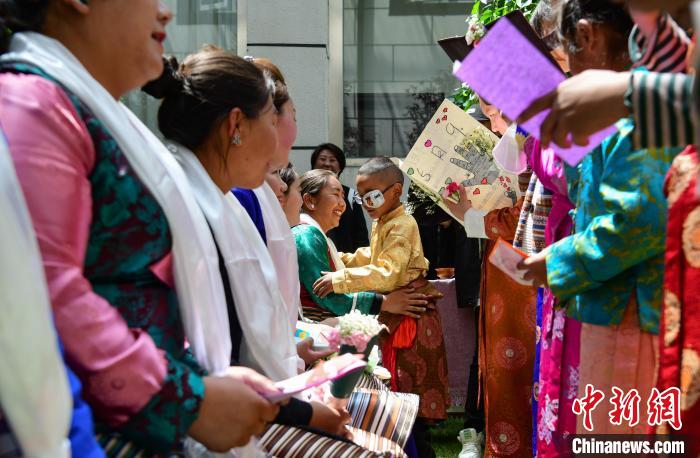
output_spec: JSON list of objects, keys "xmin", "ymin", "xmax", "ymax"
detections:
[{"xmin": 401, "ymin": 98, "xmax": 522, "ymax": 225}]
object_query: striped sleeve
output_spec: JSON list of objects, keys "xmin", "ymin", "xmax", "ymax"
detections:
[
  {"xmin": 629, "ymin": 12, "xmax": 690, "ymax": 73},
  {"xmin": 629, "ymin": 71, "xmax": 698, "ymax": 149}
]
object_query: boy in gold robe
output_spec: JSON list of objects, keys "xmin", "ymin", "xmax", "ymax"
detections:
[{"xmin": 313, "ymin": 157, "xmax": 449, "ymax": 455}]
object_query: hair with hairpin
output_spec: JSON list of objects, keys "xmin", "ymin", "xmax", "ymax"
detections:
[{"xmin": 142, "ymin": 46, "xmax": 275, "ymax": 152}]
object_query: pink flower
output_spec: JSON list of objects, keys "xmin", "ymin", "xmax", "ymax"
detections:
[
  {"xmin": 344, "ymin": 331, "xmax": 370, "ymax": 353},
  {"xmin": 446, "ymin": 181, "xmax": 461, "ymax": 195},
  {"xmin": 326, "ymin": 328, "xmax": 341, "ymax": 352}
]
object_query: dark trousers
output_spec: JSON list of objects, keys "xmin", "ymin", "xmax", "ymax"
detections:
[
  {"xmin": 411, "ymin": 417, "xmax": 436, "ymax": 458},
  {"xmin": 464, "ymin": 305, "xmax": 485, "ymax": 432}
]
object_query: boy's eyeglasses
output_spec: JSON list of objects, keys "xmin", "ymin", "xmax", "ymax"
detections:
[{"xmin": 353, "ymin": 183, "xmax": 399, "ymax": 209}]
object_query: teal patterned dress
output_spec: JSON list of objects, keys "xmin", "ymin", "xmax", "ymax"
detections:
[
  {"xmin": 546, "ymin": 118, "xmax": 680, "ymax": 334},
  {"xmin": 293, "ymin": 223, "xmax": 381, "ymax": 320}
]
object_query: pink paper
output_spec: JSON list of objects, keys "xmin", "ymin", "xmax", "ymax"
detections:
[
  {"xmin": 488, "ymin": 239, "xmax": 534, "ymax": 286},
  {"xmin": 453, "ymin": 18, "xmax": 617, "ymax": 166},
  {"xmin": 260, "ymin": 353, "xmax": 366, "ymax": 403}
]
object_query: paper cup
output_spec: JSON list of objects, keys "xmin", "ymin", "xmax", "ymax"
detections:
[{"xmin": 330, "ymin": 336, "xmax": 378, "ymax": 398}]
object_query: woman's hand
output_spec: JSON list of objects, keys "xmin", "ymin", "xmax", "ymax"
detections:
[
  {"xmin": 188, "ymin": 375, "xmax": 280, "ymax": 452},
  {"xmin": 381, "ymin": 287, "xmax": 429, "ymax": 319},
  {"xmin": 309, "ymin": 401, "xmax": 352, "ymax": 438},
  {"xmin": 313, "ymin": 271, "xmax": 335, "ymax": 298},
  {"xmin": 441, "ymin": 185, "xmax": 472, "ymax": 220},
  {"xmin": 516, "ymin": 70, "xmax": 630, "ymax": 148},
  {"xmin": 224, "ymin": 366, "xmax": 283, "ymax": 398},
  {"xmin": 297, "ymin": 337, "xmax": 334, "ymax": 366},
  {"xmin": 517, "ymin": 248, "xmax": 549, "ymax": 287}
]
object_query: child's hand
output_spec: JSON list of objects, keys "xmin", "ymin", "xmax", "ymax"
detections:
[
  {"xmin": 312, "ymin": 271, "xmax": 335, "ymax": 298},
  {"xmin": 309, "ymin": 401, "xmax": 352, "ymax": 439},
  {"xmin": 297, "ymin": 337, "xmax": 334, "ymax": 367},
  {"xmin": 381, "ymin": 288, "xmax": 429, "ymax": 319},
  {"xmin": 517, "ymin": 248, "xmax": 549, "ymax": 287},
  {"xmin": 441, "ymin": 185, "xmax": 472, "ymax": 220}
]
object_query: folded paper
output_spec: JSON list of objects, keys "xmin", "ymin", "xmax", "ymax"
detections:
[
  {"xmin": 295, "ymin": 320, "xmax": 334, "ymax": 350},
  {"xmin": 488, "ymin": 238, "xmax": 534, "ymax": 286},
  {"xmin": 261, "ymin": 353, "xmax": 366, "ymax": 403}
]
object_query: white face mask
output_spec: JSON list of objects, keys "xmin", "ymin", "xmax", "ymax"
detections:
[{"xmin": 492, "ymin": 123, "xmax": 527, "ymax": 174}]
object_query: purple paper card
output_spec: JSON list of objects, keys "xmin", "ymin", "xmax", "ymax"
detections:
[{"xmin": 453, "ymin": 18, "xmax": 617, "ymax": 166}]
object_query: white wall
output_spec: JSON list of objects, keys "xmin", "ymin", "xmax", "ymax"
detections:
[
  {"xmin": 343, "ymin": 0, "xmax": 469, "ymax": 157},
  {"xmin": 245, "ymin": 0, "xmax": 332, "ymax": 180},
  {"xmin": 244, "ymin": 0, "xmax": 470, "ymax": 190}
]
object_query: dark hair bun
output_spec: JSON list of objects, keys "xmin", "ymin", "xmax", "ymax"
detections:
[
  {"xmin": 142, "ymin": 56, "xmax": 184, "ymax": 99},
  {"xmin": 0, "ymin": 0, "xmax": 52, "ymax": 53},
  {"xmin": 150, "ymin": 47, "xmax": 273, "ymax": 151}
]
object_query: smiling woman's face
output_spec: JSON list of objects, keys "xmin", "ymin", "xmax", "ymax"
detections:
[
  {"xmin": 313, "ymin": 150, "xmax": 342, "ymax": 175},
  {"xmin": 305, "ymin": 175, "xmax": 346, "ymax": 233}
]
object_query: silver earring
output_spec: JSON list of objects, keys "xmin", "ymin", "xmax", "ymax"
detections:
[{"xmin": 230, "ymin": 134, "xmax": 241, "ymax": 145}]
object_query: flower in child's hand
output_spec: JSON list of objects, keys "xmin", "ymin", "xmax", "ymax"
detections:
[
  {"xmin": 465, "ymin": 15, "xmax": 486, "ymax": 46},
  {"xmin": 441, "ymin": 183, "xmax": 472, "ymax": 220},
  {"xmin": 446, "ymin": 181, "xmax": 461, "ymax": 195}
]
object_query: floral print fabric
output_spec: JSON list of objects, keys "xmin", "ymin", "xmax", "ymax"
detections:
[{"xmin": 656, "ymin": 146, "xmax": 700, "ymax": 456}]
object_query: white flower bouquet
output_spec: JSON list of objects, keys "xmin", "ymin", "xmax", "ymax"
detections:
[
  {"xmin": 327, "ymin": 311, "xmax": 386, "ymax": 398},
  {"xmin": 465, "ymin": 15, "xmax": 486, "ymax": 46},
  {"xmin": 326, "ymin": 310, "xmax": 385, "ymax": 353}
]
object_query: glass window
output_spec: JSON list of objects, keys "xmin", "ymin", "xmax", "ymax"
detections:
[
  {"xmin": 343, "ymin": 0, "xmax": 470, "ymax": 157},
  {"xmin": 123, "ymin": 0, "xmax": 237, "ymax": 135}
]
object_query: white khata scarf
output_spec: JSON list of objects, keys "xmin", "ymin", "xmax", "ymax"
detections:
[
  {"xmin": 0, "ymin": 133, "xmax": 71, "ymax": 458},
  {"xmin": 254, "ymin": 183, "xmax": 302, "ymax": 328},
  {"xmin": 170, "ymin": 143, "xmax": 298, "ymax": 382}
]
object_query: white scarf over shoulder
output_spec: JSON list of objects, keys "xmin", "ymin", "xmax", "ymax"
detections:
[
  {"xmin": 254, "ymin": 183, "xmax": 301, "ymax": 328},
  {"xmin": 1, "ymin": 32, "xmax": 232, "ymax": 374},
  {"xmin": 171, "ymin": 144, "xmax": 298, "ymax": 381},
  {"xmin": 299, "ymin": 213, "xmax": 346, "ymax": 269},
  {"xmin": 298, "ymin": 213, "xmax": 359, "ymax": 313},
  {"xmin": 0, "ymin": 133, "xmax": 71, "ymax": 457}
]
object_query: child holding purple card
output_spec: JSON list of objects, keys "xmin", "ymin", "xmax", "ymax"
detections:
[{"xmin": 444, "ymin": 104, "xmax": 537, "ymax": 457}]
